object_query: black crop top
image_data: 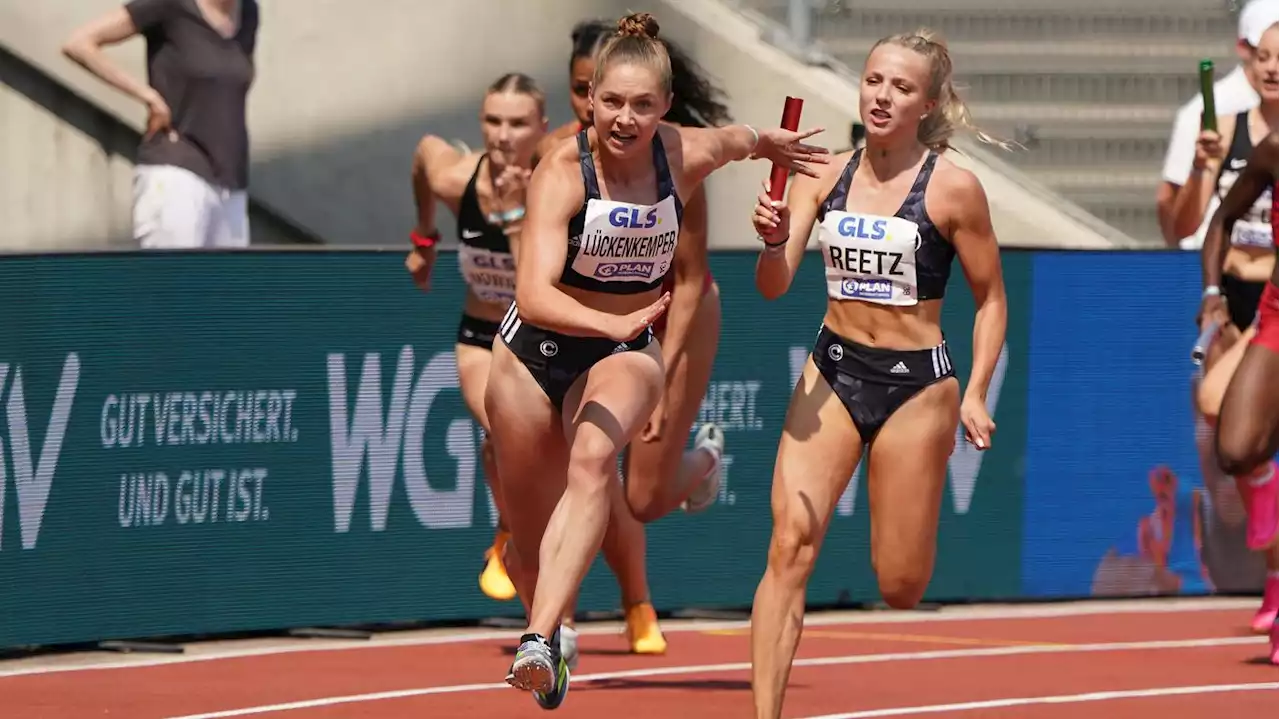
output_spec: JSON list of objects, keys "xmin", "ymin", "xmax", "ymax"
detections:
[
  {"xmin": 558, "ymin": 129, "xmax": 685, "ymax": 295},
  {"xmin": 456, "ymin": 155, "xmax": 517, "ymax": 305},
  {"xmin": 816, "ymin": 149, "xmax": 954, "ymax": 303},
  {"xmin": 1214, "ymin": 112, "xmax": 1275, "ymax": 249}
]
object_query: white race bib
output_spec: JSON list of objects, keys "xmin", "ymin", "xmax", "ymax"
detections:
[
  {"xmin": 817, "ymin": 211, "xmax": 921, "ymax": 306},
  {"xmin": 569, "ymin": 195, "xmax": 680, "ymax": 284},
  {"xmin": 1231, "ymin": 221, "xmax": 1274, "ymax": 249},
  {"xmin": 458, "ymin": 244, "xmax": 516, "ymax": 304},
  {"xmin": 1220, "ymin": 171, "xmax": 1274, "ymax": 249}
]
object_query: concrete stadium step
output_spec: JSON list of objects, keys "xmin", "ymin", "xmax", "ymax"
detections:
[
  {"xmin": 969, "ymin": 103, "xmax": 1175, "ymax": 173},
  {"xmin": 821, "ymin": 38, "xmax": 1234, "ymax": 107},
  {"xmin": 745, "ymin": 1, "xmax": 1237, "ymax": 43},
  {"xmin": 1077, "ymin": 205, "xmax": 1162, "ymax": 245},
  {"xmin": 1016, "ymin": 169, "xmax": 1164, "ymax": 243},
  {"xmin": 1021, "ymin": 167, "xmax": 1164, "ymax": 193},
  {"xmin": 820, "ymin": 37, "xmax": 1234, "ymax": 75},
  {"xmin": 967, "ymin": 101, "xmax": 1175, "ymax": 128},
  {"xmin": 730, "ymin": 0, "xmax": 1233, "ymax": 246},
  {"xmin": 996, "ymin": 134, "xmax": 1171, "ymax": 170}
]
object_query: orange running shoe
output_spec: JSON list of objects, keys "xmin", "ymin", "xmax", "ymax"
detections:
[
  {"xmin": 479, "ymin": 529, "xmax": 517, "ymax": 601},
  {"xmin": 625, "ymin": 602, "xmax": 667, "ymax": 655}
]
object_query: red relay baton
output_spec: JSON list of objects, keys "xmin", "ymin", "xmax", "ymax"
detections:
[{"xmin": 768, "ymin": 96, "xmax": 804, "ymax": 202}]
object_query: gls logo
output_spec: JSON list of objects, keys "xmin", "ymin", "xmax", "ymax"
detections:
[
  {"xmin": 0, "ymin": 354, "xmax": 80, "ymax": 551},
  {"xmin": 837, "ymin": 216, "xmax": 887, "ymax": 241},
  {"xmin": 327, "ymin": 346, "xmax": 495, "ymax": 534},
  {"xmin": 471, "ymin": 253, "xmax": 515, "ymax": 271},
  {"xmin": 608, "ymin": 206, "xmax": 659, "ymax": 229}
]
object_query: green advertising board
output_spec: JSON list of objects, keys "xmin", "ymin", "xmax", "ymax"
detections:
[{"xmin": 0, "ymin": 250, "xmax": 1028, "ymax": 648}]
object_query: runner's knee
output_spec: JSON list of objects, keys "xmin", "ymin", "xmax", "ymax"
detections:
[
  {"xmin": 566, "ymin": 428, "xmax": 619, "ymax": 493},
  {"xmin": 767, "ymin": 512, "xmax": 822, "ymax": 586},
  {"xmin": 876, "ymin": 570, "xmax": 929, "ymax": 610},
  {"xmin": 620, "ymin": 444, "xmax": 682, "ymax": 522},
  {"xmin": 621, "ymin": 461, "xmax": 662, "ymax": 522},
  {"xmin": 1216, "ymin": 426, "xmax": 1268, "ymax": 477}
]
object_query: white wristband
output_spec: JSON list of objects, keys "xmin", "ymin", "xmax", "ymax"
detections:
[{"xmin": 1202, "ymin": 285, "xmax": 1221, "ymax": 298}]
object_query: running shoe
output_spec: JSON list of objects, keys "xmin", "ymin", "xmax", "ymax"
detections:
[
  {"xmin": 479, "ymin": 530, "xmax": 517, "ymax": 601},
  {"xmin": 559, "ymin": 623, "xmax": 580, "ymax": 671},
  {"xmin": 1251, "ymin": 572, "xmax": 1278, "ymax": 635},
  {"xmin": 681, "ymin": 423, "xmax": 724, "ymax": 514},
  {"xmin": 1243, "ymin": 460, "xmax": 1278, "ymax": 553},
  {"xmin": 1270, "ymin": 616, "xmax": 1278, "ymax": 666},
  {"xmin": 625, "ymin": 602, "xmax": 667, "ymax": 655},
  {"xmin": 507, "ymin": 631, "xmax": 571, "ymax": 710}
]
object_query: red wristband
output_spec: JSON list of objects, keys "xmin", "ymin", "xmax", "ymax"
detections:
[{"xmin": 411, "ymin": 229, "xmax": 439, "ymax": 248}]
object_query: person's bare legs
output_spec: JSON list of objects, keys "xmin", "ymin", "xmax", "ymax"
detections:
[
  {"xmin": 457, "ymin": 343, "xmax": 517, "ymax": 602},
  {"xmin": 750, "ymin": 358, "xmax": 861, "ymax": 719}
]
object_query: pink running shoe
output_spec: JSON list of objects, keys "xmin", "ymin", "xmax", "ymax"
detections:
[
  {"xmin": 1253, "ymin": 573, "xmax": 1279, "ymax": 634},
  {"xmin": 1270, "ymin": 618, "xmax": 1278, "ymax": 666},
  {"xmin": 1243, "ymin": 461, "xmax": 1278, "ymax": 552}
]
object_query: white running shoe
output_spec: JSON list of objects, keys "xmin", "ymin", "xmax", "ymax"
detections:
[
  {"xmin": 559, "ymin": 623, "xmax": 580, "ymax": 672},
  {"xmin": 681, "ymin": 423, "xmax": 724, "ymax": 513}
]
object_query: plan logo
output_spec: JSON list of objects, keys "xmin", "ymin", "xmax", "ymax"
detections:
[{"xmin": 594, "ymin": 261, "xmax": 654, "ymax": 279}]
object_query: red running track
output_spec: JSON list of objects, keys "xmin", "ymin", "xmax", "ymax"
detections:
[{"xmin": 0, "ymin": 601, "xmax": 1275, "ymax": 718}]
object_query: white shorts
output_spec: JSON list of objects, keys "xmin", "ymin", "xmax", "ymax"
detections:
[{"xmin": 133, "ymin": 165, "xmax": 250, "ymax": 249}]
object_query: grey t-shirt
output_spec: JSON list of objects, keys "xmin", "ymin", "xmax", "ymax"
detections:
[{"xmin": 125, "ymin": 0, "xmax": 258, "ymax": 190}]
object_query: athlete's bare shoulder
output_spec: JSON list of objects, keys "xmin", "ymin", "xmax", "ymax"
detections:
[
  {"xmin": 413, "ymin": 134, "xmax": 477, "ymax": 201},
  {"xmin": 527, "ymin": 131, "xmax": 587, "ymax": 213},
  {"xmin": 536, "ymin": 121, "xmax": 582, "ymax": 163},
  {"xmin": 535, "ymin": 130, "xmax": 584, "ymax": 176},
  {"xmin": 792, "ymin": 148, "xmax": 855, "ymax": 202},
  {"xmin": 928, "ymin": 152, "xmax": 992, "ymax": 237},
  {"xmin": 929, "ymin": 152, "xmax": 983, "ymax": 195}
]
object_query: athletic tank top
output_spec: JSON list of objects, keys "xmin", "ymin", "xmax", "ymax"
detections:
[
  {"xmin": 815, "ymin": 150, "xmax": 953, "ymax": 305},
  {"xmin": 559, "ymin": 130, "xmax": 684, "ymax": 294},
  {"xmin": 456, "ymin": 155, "xmax": 517, "ymax": 305},
  {"xmin": 1215, "ymin": 113, "xmax": 1274, "ymax": 250}
]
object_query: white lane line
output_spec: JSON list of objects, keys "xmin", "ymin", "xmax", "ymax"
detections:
[
  {"xmin": 798, "ymin": 682, "xmax": 1280, "ymax": 718},
  {"xmin": 161, "ymin": 636, "xmax": 1263, "ymax": 719},
  {"xmin": 0, "ymin": 597, "xmax": 1254, "ymax": 678}
]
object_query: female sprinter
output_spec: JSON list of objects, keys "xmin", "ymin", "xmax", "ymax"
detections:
[
  {"xmin": 534, "ymin": 18, "xmax": 738, "ymax": 657},
  {"xmin": 553, "ymin": 20, "xmax": 728, "ymax": 522},
  {"xmin": 747, "ymin": 29, "xmax": 1008, "ymax": 718},
  {"xmin": 404, "ymin": 72, "xmax": 545, "ymax": 606},
  {"xmin": 1193, "ymin": 22, "xmax": 1279, "ymax": 636},
  {"xmin": 1201, "ymin": 130, "xmax": 1279, "ymax": 663},
  {"xmin": 485, "ymin": 12, "xmax": 828, "ymax": 708}
]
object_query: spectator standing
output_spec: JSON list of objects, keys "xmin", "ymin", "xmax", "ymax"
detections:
[
  {"xmin": 63, "ymin": 0, "xmax": 259, "ymax": 249},
  {"xmin": 1157, "ymin": 0, "xmax": 1277, "ymax": 249}
]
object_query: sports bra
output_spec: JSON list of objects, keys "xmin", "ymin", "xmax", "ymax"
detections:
[
  {"xmin": 1215, "ymin": 112, "xmax": 1275, "ymax": 250},
  {"xmin": 455, "ymin": 155, "xmax": 517, "ymax": 305},
  {"xmin": 815, "ymin": 149, "xmax": 953, "ymax": 305},
  {"xmin": 558, "ymin": 129, "xmax": 684, "ymax": 294}
]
